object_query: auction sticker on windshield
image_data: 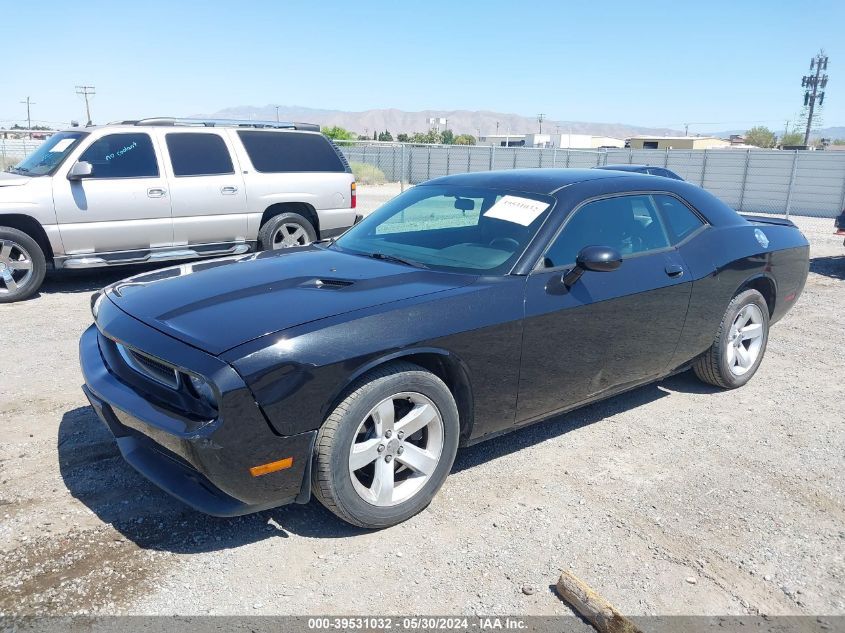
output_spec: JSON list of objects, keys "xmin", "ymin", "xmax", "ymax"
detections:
[
  {"xmin": 49, "ymin": 139, "xmax": 76, "ymax": 153},
  {"xmin": 484, "ymin": 195, "xmax": 549, "ymax": 226}
]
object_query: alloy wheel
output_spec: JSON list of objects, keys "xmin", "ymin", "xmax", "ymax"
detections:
[
  {"xmin": 348, "ymin": 392, "xmax": 445, "ymax": 507},
  {"xmin": 0, "ymin": 239, "xmax": 34, "ymax": 296},
  {"xmin": 271, "ymin": 223, "xmax": 310, "ymax": 248},
  {"xmin": 726, "ymin": 304, "xmax": 765, "ymax": 376}
]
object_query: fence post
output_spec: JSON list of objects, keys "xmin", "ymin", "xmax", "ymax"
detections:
[
  {"xmin": 445, "ymin": 144, "xmax": 451, "ymax": 175},
  {"xmin": 664, "ymin": 148, "xmax": 669, "ymax": 168},
  {"xmin": 738, "ymin": 149, "xmax": 751, "ymax": 211},
  {"xmin": 426, "ymin": 145, "xmax": 431, "ymax": 181},
  {"xmin": 565, "ymin": 149, "xmax": 571, "ymax": 168},
  {"xmin": 553, "ymin": 147, "xmax": 558, "ymax": 167},
  {"xmin": 512, "ymin": 150, "xmax": 517, "ymax": 169},
  {"xmin": 467, "ymin": 146, "xmax": 471, "ymax": 172},
  {"xmin": 700, "ymin": 149, "xmax": 708, "ymax": 186},
  {"xmin": 595, "ymin": 151, "xmax": 601, "ymax": 166},
  {"xmin": 400, "ymin": 144, "xmax": 406, "ymax": 192},
  {"xmin": 784, "ymin": 151, "xmax": 799, "ymax": 219},
  {"xmin": 628, "ymin": 148, "xmax": 633, "ymax": 164},
  {"xmin": 407, "ymin": 145, "xmax": 413, "ymax": 187},
  {"xmin": 489, "ymin": 145, "xmax": 494, "ymax": 171}
]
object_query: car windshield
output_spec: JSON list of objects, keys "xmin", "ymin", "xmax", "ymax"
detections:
[
  {"xmin": 333, "ymin": 184, "xmax": 555, "ymax": 274},
  {"xmin": 11, "ymin": 131, "xmax": 88, "ymax": 176}
]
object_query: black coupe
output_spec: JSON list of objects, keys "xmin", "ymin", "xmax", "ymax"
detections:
[{"xmin": 80, "ymin": 169, "xmax": 810, "ymax": 528}]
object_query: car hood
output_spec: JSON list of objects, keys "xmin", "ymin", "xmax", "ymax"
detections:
[
  {"xmin": 104, "ymin": 246, "xmax": 477, "ymax": 355},
  {"xmin": 0, "ymin": 172, "xmax": 32, "ymax": 187}
]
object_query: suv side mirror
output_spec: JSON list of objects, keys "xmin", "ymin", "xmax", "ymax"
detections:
[
  {"xmin": 67, "ymin": 161, "xmax": 93, "ymax": 181},
  {"xmin": 562, "ymin": 245, "xmax": 622, "ymax": 287}
]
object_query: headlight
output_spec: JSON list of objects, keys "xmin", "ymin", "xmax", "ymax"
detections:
[
  {"xmin": 90, "ymin": 291, "xmax": 105, "ymax": 320},
  {"xmin": 187, "ymin": 373, "xmax": 217, "ymax": 410}
]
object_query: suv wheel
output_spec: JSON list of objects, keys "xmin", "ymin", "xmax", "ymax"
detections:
[
  {"xmin": 259, "ymin": 212, "xmax": 317, "ymax": 250},
  {"xmin": 312, "ymin": 362, "xmax": 460, "ymax": 529},
  {"xmin": 0, "ymin": 227, "xmax": 47, "ymax": 303}
]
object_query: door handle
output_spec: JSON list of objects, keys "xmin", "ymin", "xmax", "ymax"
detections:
[
  {"xmin": 147, "ymin": 188, "xmax": 167, "ymax": 198},
  {"xmin": 221, "ymin": 186, "xmax": 239, "ymax": 195},
  {"xmin": 665, "ymin": 264, "xmax": 684, "ymax": 278}
]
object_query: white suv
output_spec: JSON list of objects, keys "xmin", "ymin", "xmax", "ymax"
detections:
[{"xmin": 0, "ymin": 118, "xmax": 358, "ymax": 302}]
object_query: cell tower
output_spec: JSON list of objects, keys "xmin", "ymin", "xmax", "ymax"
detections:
[{"xmin": 800, "ymin": 51, "xmax": 829, "ymax": 146}]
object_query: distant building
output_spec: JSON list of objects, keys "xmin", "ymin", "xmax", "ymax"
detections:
[
  {"xmin": 628, "ymin": 136, "xmax": 729, "ymax": 150},
  {"xmin": 475, "ymin": 133, "xmax": 624, "ymax": 149}
]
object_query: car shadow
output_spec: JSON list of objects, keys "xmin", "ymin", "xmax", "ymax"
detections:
[
  {"xmin": 59, "ymin": 371, "xmax": 712, "ymax": 551},
  {"xmin": 38, "ymin": 265, "xmax": 164, "ymax": 296},
  {"xmin": 809, "ymin": 255, "xmax": 845, "ymax": 280}
]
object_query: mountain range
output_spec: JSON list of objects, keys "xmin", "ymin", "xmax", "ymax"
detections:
[{"xmin": 196, "ymin": 104, "xmax": 844, "ymax": 141}]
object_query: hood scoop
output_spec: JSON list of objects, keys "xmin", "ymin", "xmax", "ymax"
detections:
[{"xmin": 305, "ymin": 278, "xmax": 355, "ymax": 289}]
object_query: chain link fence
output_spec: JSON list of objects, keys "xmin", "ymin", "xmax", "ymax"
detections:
[
  {"xmin": 4, "ymin": 135, "xmax": 844, "ymax": 218},
  {"xmin": 340, "ymin": 141, "xmax": 845, "ymax": 219}
]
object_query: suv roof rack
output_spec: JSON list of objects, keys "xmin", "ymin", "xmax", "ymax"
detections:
[{"xmin": 118, "ymin": 118, "xmax": 321, "ymax": 132}]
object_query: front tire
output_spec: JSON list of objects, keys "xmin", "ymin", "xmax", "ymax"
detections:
[
  {"xmin": 0, "ymin": 227, "xmax": 47, "ymax": 303},
  {"xmin": 258, "ymin": 212, "xmax": 317, "ymax": 250},
  {"xmin": 312, "ymin": 362, "xmax": 460, "ymax": 529},
  {"xmin": 693, "ymin": 289, "xmax": 769, "ymax": 389}
]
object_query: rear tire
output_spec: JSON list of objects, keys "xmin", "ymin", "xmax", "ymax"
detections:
[
  {"xmin": 693, "ymin": 289, "xmax": 769, "ymax": 389},
  {"xmin": 258, "ymin": 212, "xmax": 317, "ymax": 250},
  {"xmin": 312, "ymin": 362, "xmax": 460, "ymax": 529},
  {"xmin": 0, "ymin": 227, "xmax": 46, "ymax": 303}
]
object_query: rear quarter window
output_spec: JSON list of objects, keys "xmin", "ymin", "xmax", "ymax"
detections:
[{"xmin": 237, "ymin": 131, "xmax": 348, "ymax": 173}]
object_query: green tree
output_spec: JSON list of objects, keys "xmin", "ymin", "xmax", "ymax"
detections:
[
  {"xmin": 357, "ymin": 134, "xmax": 369, "ymax": 141},
  {"xmin": 454, "ymin": 134, "xmax": 476, "ymax": 145},
  {"xmin": 377, "ymin": 130, "xmax": 393, "ymax": 142},
  {"xmin": 396, "ymin": 133, "xmax": 410, "ymax": 143},
  {"xmin": 832, "ymin": 138, "xmax": 845, "ymax": 145},
  {"xmin": 780, "ymin": 132, "xmax": 804, "ymax": 146},
  {"xmin": 745, "ymin": 126, "xmax": 776, "ymax": 148},
  {"xmin": 321, "ymin": 126, "xmax": 355, "ymax": 142},
  {"xmin": 440, "ymin": 129, "xmax": 455, "ymax": 145}
]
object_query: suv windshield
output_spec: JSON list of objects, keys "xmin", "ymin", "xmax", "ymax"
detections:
[
  {"xmin": 11, "ymin": 131, "xmax": 88, "ymax": 176},
  {"xmin": 333, "ymin": 184, "xmax": 555, "ymax": 275}
]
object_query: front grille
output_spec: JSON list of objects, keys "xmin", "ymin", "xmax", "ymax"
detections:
[{"xmin": 117, "ymin": 343, "xmax": 179, "ymax": 389}]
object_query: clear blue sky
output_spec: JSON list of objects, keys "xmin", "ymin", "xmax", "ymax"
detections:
[{"xmin": 3, "ymin": 0, "xmax": 843, "ymax": 133}]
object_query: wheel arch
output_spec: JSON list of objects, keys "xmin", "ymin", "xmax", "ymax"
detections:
[
  {"xmin": 734, "ymin": 273, "xmax": 777, "ymax": 317},
  {"xmin": 260, "ymin": 202, "xmax": 320, "ymax": 236},
  {"xmin": 0, "ymin": 213, "xmax": 54, "ymax": 263},
  {"xmin": 325, "ymin": 348, "xmax": 476, "ymax": 444}
]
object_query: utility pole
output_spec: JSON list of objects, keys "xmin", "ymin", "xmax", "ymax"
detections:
[
  {"xmin": 273, "ymin": 105, "xmax": 281, "ymax": 122},
  {"xmin": 801, "ymin": 51, "xmax": 829, "ymax": 146},
  {"xmin": 537, "ymin": 113, "xmax": 546, "ymax": 134},
  {"xmin": 75, "ymin": 85, "xmax": 96, "ymax": 126},
  {"xmin": 684, "ymin": 123, "xmax": 689, "ymax": 136},
  {"xmin": 495, "ymin": 121, "xmax": 500, "ymax": 134},
  {"xmin": 20, "ymin": 96, "xmax": 35, "ymax": 138}
]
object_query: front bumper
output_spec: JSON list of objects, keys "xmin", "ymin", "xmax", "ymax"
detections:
[{"xmin": 79, "ymin": 309, "xmax": 316, "ymax": 517}]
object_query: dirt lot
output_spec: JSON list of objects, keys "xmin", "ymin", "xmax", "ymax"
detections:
[{"xmin": 1, "ymin": 185, "xmax": 843, "ymax": 617}]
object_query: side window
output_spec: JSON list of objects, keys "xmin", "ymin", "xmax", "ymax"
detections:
[
  {"xmin": 237, "ymin": 131, "xmax": 346, "ymax": 173},
  {"xmin": 166, "ymin": 133, "xmax": 234, "ymax": 176},
  {"xmin": 543, "ymin": 195, "xmax": 670, "ymax": 267},
  {"xmin": 654, "ymin": 194, "xmax": 704, "ymax": 244},
  {"xmin": 78, "ymin": 133, "xmax": 158, "ymax": 178}
]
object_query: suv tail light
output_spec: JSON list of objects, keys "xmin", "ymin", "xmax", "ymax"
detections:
[{"xmin": 351, "ymin": 181, "xmax": 357, "ymax": 209}]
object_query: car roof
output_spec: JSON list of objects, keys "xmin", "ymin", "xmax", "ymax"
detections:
[
  {"xmin": 422, "ymin": 168, "xmax": 632, "ymax": 195},
  {"xmin": 595, "ymin": 164, "xmax": 658, "ymax": 172}
]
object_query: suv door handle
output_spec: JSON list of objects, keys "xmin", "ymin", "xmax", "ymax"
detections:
[
  {"xmin": 221, "ymin": 186, "xmax": 239, "ymax": 195},
  {"xmin": 665, "ymin": 264, "xmax": 684, "ymax": 278},
  {"xmin": 147, "ymin": 188, "xmax": 167, "ymax": 198}
]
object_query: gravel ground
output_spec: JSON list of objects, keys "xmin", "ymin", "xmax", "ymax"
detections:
[{"xmin": 1, "ymin": 185, "xmax": 843, "ymax": 617}]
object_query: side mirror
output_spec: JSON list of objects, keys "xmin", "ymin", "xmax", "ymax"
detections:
[
  {"xmin": 562, "ymin": 245, "xmax": 622, "ymax": 287},
  {"xmin": 67, "ymin": 161, "xmax": 93, "ymax": 181}
]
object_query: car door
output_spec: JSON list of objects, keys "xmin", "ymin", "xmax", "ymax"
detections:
[
  {"xmin": 516, "ymin": 192, "xmax": 692, "ymax": 424},
  {"xmin": 52, "ymin": 131, "xmax": 173, "ymax": 254},
  {"xmin": 160, "ymin": 130, "xmax": 248, "ymax": 246}
]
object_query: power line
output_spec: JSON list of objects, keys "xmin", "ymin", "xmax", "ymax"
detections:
[
  {"xmin": 801, "ymin": 50, "xmax": 829, "ymax": 145},
  {"xmin": 75, "ymin": 85, "xmax": 96, "ymax": 126}
]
